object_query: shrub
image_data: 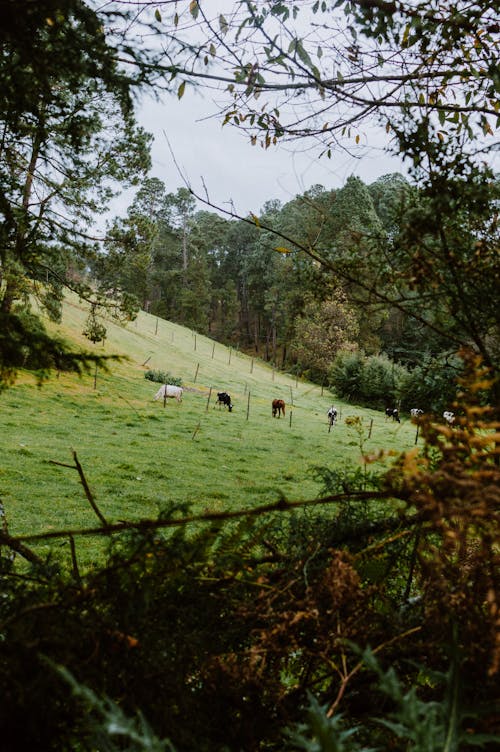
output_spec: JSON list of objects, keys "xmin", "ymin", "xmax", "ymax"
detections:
[
  {"xmin": 144, "ymin": 370, "xmax": 182, "ymax": 386},
  {"xmin": 329, "ymin": 351, "xmax": 409, "ymax": 408},
  {"xmin": 397, "ymin": 354, "xmax": 460, "ymax": 412}
]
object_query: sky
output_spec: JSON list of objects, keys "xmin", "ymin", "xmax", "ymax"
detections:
[{"xmin": 121, "ymin": 88, "xmax": 409, "ymax": 220}]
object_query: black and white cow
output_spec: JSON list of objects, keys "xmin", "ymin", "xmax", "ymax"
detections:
[
  {"xmin": 385, "ymin": 407, "xmax": 400, "ymax": 423},
  {"xmin": 216, "ymin": 391, "xmax": 233, "ymax": 412},
  {"xmin": 327, "ymin": 406, "xmax": 337, "ymax": 426},
  {"xmin": 443, "ymin": 410, "xmax": 455, "ymax": 425},
  {"xmin": 410, "ymin": 408, "xmax": 424, "ymax": 418}
]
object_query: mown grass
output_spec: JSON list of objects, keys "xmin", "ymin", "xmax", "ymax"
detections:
[{"xmin": 0, "ymin": 293, "xmax": 420, "ymax": 569}]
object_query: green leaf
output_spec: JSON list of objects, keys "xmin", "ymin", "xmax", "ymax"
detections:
[
  {"xmin": 296, "ymin": 39, "xmax": 314, "ymax": 69},
  {"xmin": 177, "ymin": 81, "xmax": 186, "ymax": 100},
  {"xmin": 189, "ymin": 1, "xmax": 199, "ymax": 20},
  {"xmin": 219, "ymin": 14, "xmax": 228, "ymax": 34},
  {"xmin": 154, "ymin": 8, "xmax": 161, "ymax": 23}
]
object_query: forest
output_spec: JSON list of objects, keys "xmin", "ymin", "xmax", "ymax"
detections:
[
  {"xmin": 92, "ymin": 171, "xmax": 473, "ymax": 413},
  {"xmin": 0, "ymin": 1, "xmax": 498, "ymax": 750}
]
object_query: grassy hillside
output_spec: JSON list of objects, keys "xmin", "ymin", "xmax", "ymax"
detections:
[{"xmin": 0, "ymin": 293, "xmax": 418, "ymax": 568}]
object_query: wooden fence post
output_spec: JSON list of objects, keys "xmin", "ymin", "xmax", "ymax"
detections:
[
  {"xmin": 194, "ymin": 363, "xmax": 200, "ymax": 382},
  {"xmin": 246, "ymin": 392, "xmax": 250, "ymax": 421},
  {"xmin": 206, "ymin": 387, "xmax": 212, "ymax": 412}
]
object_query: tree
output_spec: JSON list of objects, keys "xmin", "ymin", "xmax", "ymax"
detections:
[
  {"xmin": 292, "ymin": 294, "xmax": 359, "ymax": 382},
  {"xmin": 0, "ymin": 0, "xmax": 154, "ymax": 386},
  {"xmin": 149, "ymin": 0, "xmax": 499, "ymax": 399}
]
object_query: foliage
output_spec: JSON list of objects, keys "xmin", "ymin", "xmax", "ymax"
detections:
[
  {"xmin": 292, "ymin": 295, "xmax": 359, "ymax": 382},
  {"xmin": 82, "ymin": 306, "xmax": 107, "ymax": 345},
  {"xmin": 0, "ymin": 0, "xmax": 153, "ymax": 387},
  {"xmin": 144, "ymin": 369, "xmax": 182, "ymax": 386},
  {"xmin": 0, "ymin": 354, "xmax": 498, "ymax": 750},
  {"xmin": 54, "ymin": 664, "xmax": 176, "ymax": 752},
  {"xmin": 329, "ymin": 351, "xmax": 410, "ymax": 408},
  {"xmin": 284, "ymin": 695, "xmax": 374, "ymax": 751}
]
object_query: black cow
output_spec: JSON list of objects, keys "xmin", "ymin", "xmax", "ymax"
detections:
[
  {"xmin": 385, "ymin": 407, "xmax": 400, "ymax": 423},
  {"xmin": 216, "ymin": 391, "xmax": 233, "ymax": 411}
]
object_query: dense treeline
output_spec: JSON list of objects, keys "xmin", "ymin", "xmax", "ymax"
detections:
[{"xmin": 90, "ymin": 172, "xmax": 478, "ymax": 412}]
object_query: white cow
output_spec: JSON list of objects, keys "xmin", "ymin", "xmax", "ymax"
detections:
[
  {"xmin": 154, "ymin": 384, "xmax": 183, "ymax": 403},
  {"xmin": 443, "ymin": 410, "xmax": 455, "ymax": 425}
]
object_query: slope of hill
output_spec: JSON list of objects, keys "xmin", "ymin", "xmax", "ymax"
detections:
[{"xmin": 1, "ymin": 293, "xmax": 416, "ymax": 567}]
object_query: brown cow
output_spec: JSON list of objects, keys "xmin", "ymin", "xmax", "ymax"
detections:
[{"xmin": 272, "ymin": 399, "xmax": 285, "ymax": 418}]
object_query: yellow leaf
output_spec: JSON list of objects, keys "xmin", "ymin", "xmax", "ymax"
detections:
[
  {"xmin": 274, "ymin": 246, "xmax": 292, "ymax": 254},
  {"xmin": 355, "ymin": 134, "xmax": 360, "ymax": 144},
  {"xmin": 177, "ymin": 81, "xmax": 186, "ymax": 99},
  {"xmin": 46, "ymin": 17, "xmax": 54, "ymax": 25},
  {"xmin": 250, "ymin": 213, "xmax": 260, "ymax": 227}
]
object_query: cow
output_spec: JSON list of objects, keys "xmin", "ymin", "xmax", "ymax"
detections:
[
  {"xmin": 443, "ymin": 411, "xmax": 455, "ymax": 425},
  {"xmin": 410, "ymin": 408, "xmax": 424, "ymax": 418},
  {"xmin": 272, "ymin": 399, "xmax": 285, "ymax": 418},
  {"xmin": 385, "ymin": 407, "xmax": 400, "ymax": 423},
  {"xmin": 327, "ymin": 406, "xmax": 337, "ymax": 426},
  {"xmin": 215, "ymin": 391, "xmax": 233, "ymax": 411},
  {"xmin": 154, "ymin": 384, "xmax": 183, "ymax": 403}
]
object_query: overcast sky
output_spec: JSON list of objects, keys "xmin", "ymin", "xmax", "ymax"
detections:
[{"xmin": 117, "ymin": 89, "xmax": 409, "ymax": 220}]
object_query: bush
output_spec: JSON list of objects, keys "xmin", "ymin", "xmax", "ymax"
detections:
[
  {"xmin": 144, "ymin": 370, "xmax": 182, "ymax": 386},
  {"xmin": 397, "ymin": 354, "xmax": 460, "ymax": 412},
  {"xmin": 329, "ymin": 351, "xmax": 409, "ymax": 409}
]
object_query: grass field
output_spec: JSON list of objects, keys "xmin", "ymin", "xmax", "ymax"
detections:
[{"xmin": 0, "ymin": 293, "xmax": 420, "ymax": 568}]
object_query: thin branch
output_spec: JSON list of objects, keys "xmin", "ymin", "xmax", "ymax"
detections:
[
  {"xmin": 50, "ymin": 451, "xmax": 108, "ymax": 527},
  {"xmin": 6, "ymin": 489, "xmax": 405, "ymax": 545}
]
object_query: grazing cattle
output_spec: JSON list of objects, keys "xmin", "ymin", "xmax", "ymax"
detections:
[
  {"xmin": 272, "ymin": 399, "xmax": 286, "ymax": 418},
  {"xmin": 327, "ymin": 406, "xmax": 337, "ymax": 426},
  {"xmin": 385, "ymin": 407, "xmax": 400, "ymax": 423},
  {"xmin": 410, "ymin": 408, "xmax": 424, "ymax": 418},
  {"xmin": 443, "ymin": 411, "xmax": 455, "ymax": 425},
  {"xmin": 215, "ymin": 391, "xmax": 233, "ymax": 411},
  {"xmin": 154, "ymin": 384, "xmax": 183, "ymax": 403}
]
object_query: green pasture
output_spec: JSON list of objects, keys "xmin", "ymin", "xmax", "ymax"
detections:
[{"xmin": 0, "ymin": 294, "xmax": 420, "ymax": 568}]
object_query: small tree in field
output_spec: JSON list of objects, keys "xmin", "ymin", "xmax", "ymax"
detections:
[{"xmin": 292, "ymin": 295, "xmax": 359, "ymax": 381}]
